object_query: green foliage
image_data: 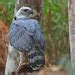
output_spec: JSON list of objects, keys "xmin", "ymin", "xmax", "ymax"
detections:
[
  {"xmin": 41, "ymin": 0, "xmax": 69, "ymax": 63},
  {"xmin": 0, "ymin": 0, "xmax": 15, "ymax": 25}
]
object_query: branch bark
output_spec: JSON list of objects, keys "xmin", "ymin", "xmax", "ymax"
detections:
[{"xmin": 68, "ymin": 0, "xmax": 75, "ymax": 74}]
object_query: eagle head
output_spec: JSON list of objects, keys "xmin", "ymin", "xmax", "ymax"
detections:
[{"xmin": 15, "ymin": 6, "xmax": 33, "ymax": 19}]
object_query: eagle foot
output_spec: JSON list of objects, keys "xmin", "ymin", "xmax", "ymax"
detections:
[{"xmin": 16, "ymin": 63, "xmax": 41, "ymax": 73}]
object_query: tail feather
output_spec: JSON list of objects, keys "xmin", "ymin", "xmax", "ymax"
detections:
[{"xmin": 28, "ymin": 49, "xmax": 45, "ymax": 70}]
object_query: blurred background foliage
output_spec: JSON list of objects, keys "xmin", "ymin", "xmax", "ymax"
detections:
[
  {"xmin": 0, "ymin": 0, "xmax": 70, "ymax": 65},
  {"xmin": 42, "ymin": 0, "xmax": 69, "ymax": 64},
  {"xmin": 0, "ymin": 0, "xmax": 72, "ymax": 74},
  {"xmin": 0, "ymin": 0, "xmax": 15, "ymax": 25}
]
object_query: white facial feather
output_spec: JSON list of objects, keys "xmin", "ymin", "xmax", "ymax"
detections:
[{"xmin": 15, "ymin": 6, "xmax": 32, "ymax": 19}]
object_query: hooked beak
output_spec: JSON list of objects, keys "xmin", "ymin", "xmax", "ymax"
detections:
[{"xmin": 30, "ymin": 10, "xmax": 33, "ymax": 14}]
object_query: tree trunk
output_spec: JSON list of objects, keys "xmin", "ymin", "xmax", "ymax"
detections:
[{"xmin": 68, "ymin": 0, "xmax": 75, "ymax": 74}]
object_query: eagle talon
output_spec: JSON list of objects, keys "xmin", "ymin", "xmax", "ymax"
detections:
[
  {"xmin": 16, "ymin": 62, "xmax": 44, "ymax": 73},
  {"xmin": 16, "ymin": 63, "xmax": 34, "ymax": 73}
]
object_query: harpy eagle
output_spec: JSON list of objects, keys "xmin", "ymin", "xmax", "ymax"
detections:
[{"xmin": 8, "ymin": 6, "xmax": 45, "ymax": 72}]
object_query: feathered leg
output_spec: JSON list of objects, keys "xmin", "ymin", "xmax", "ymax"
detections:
[
  {"xmin": 16, "ymin": 49, "xmax": 45, "ymax": 73},
  {"xmin": 17, "ymin": 51, "xmax": 28, "ymax": 70}
]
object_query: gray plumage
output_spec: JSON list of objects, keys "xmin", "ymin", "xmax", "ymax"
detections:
[
  {"xmin": 9, "ymin": 18, "xmax": 45, "ymax": 70},
  {"xmin": 9, "ymin": 7, "xmax": 45, "ymax": 70},
  {"xmin": 9, "ymin": 18, "xmax": 45, "ymax": 52}
]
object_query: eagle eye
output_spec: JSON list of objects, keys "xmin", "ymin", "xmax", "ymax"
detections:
[{"xmin": 23, "ymin": 9, "xmax": 29, "ymax": 12}]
